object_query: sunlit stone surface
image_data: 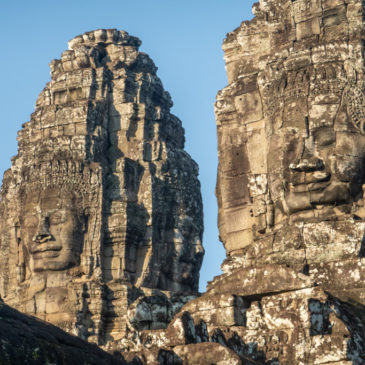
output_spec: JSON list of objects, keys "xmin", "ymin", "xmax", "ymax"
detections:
[
  {"xmin": 116, "ymin": 1, "xmax": 365, "ymax": 363},
  {"xmin": 2, "ymin": 2, "xmax": 365, "ymax": 362},
  {"xmin": 0, "ymin": 29, "xmax": 203, "ymax": 348}
]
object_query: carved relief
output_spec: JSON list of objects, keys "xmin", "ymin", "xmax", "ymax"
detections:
[{"xmin": 0, "ymin": 29, "xmax": 203, "ymax": 347}]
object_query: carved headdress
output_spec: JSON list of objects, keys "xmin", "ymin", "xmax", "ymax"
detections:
[{"xmin": 19, "ymin": 159, "xmax": 102, "ymax": 216}]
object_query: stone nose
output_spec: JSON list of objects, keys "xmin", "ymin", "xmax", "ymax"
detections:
[
  {"xmin": 33, "ymin": 217, "xmax": 53, "ymax": 243},
  {"xmin": 34, "ymin": 232, "xmax": 53, "ymax": 243}
]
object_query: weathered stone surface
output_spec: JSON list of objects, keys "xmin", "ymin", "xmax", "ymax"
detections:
[
  {"xmin": 207, "ymin": 0, "xmax": 365, "ymax": 362},
  {"xmin": 116, "ymin": 1, "xmax": 365, "ymax": 364},
  {"xmin": 2, "ymin": 2, "xmax": 365, "ymax": 363},
  {"xmin": 216, "ymin": 0, "xmax": 365, "ymax": 262},
  {"xmin": 0, "ymin": 29, "xmax": 203, "ymax": 349}
]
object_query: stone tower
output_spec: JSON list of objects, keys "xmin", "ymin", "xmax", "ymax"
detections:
[
  {"xmin": 0, "ymin": 29, "xmax": 204, "ymax": 346},
  {"xmin": 114, "ymin": 1, "xmax": 365, "ymax": 363}
]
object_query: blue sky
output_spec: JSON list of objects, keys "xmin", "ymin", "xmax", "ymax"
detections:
[{"xmin": 0, "ymin": 0, "xmax": 256, "ymax": 291}]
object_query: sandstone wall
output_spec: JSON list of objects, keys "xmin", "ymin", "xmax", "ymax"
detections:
[
  {"xmin": 119, "ymin": 1, "xmax": 365, "ymax": 363},
  {"xmin": 0, "ymin": 29, "xmax": 203, "ymax": 347},
  {"xmin": 2, "ymin": 3, "xmax": 365, "ymax": 363}
]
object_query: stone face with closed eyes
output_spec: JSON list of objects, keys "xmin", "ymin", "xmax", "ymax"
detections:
[{"xmin": 0, "ymin": 29, "xmax": 204, "ymax": 349}]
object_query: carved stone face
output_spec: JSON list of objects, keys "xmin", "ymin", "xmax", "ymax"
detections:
[
  {"xmin": 22, "ymin": 188, "xmax": 83, "ymax": 272},
  {"xmin": 268, "ymin": 109, "xmax": 365, "ymax": 216},
  {"xmin": 172, "ymin": 222, "xmax": 204, "ymax": 291}
]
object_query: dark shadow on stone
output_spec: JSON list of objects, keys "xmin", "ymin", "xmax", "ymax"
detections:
[
  {"xmin": 145, "ymin": 151, "xmax": 203, "ymax": 293},
  {"xmin": 195, "ymin": 319, "xmax": 209, "ymax": 343},
  {"xmin": 226, "ymin": 332, "xmax": 267, "ymax": 364},
  {"xmin": 181, "ymin": 311, "xmax": 197, "ymax": 344},
  {"xmin": 358, "ymin": 232, "xmax": 365, "ymax": 258},
  {"xmin": 142, "ymin": 171, "xmax": 178, "ymax": 290},
  {"xmin": 99, "ymin": 284, "xmax": 116, "ymax": 346},
  {"xmin": 124, "ymin": 159, "xmax": 149, "ymax": 285},
  {"xmin": 76, "ymin": 283, "xmax": 96, "ymax": 341},
  {"xmin": 85, "ymin": 68, "xmax": 111, "ymax": 165},
  {"xmin": 0, "ymin": 302, "xmax": 124, "ymax": 365},
  {"xmin": 308, "ymin": 298, "xmax": 332, "ymax": 336},
  {"xmin": 158, "ymin": 349, "xmax": 183, "ymax": 365},
  {"xmin": 302, "ymin": 263, "xmax": 310, "ymax": 276},
  {"xmin": 326, "ymin": 293, "xmax": 365, "ymax": 364},
  {"xmin": 211, "ymin": 328, "xmax": 228, "ymax": 347},
  {"xmin": 265, "ymin": 359, "xmax": 279, "ymax": 365},
  {"xmin": 210, "ymin": 328, "xmax": 274, "ymax": 364},
  {"xmin": 126, "ymin": 104, "xmax": 140, "ymax": 141},
  {"xmin": 124, "ymin": 355, "xmax": 145, "ymax": 365}
]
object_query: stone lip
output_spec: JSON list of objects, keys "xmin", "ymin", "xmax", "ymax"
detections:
[
  {"xmin": 0, "ymin": 301, "xmax": 125, "ymax": 364},
  {"xmin": 68, "ymin": 28, "xmax": 142, "ymax": 50}
]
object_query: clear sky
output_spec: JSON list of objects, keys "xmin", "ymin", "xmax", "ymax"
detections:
[{"xmin": 0, "ymin": 0, "xmax": 256, "ymax": 291}]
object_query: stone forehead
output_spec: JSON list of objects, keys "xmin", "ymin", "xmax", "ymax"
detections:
[{"xmin": 23, "ymin": 190, "xmax": 79, "ymax": 215}]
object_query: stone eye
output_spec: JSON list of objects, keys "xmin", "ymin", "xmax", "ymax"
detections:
[{"xmin": 49, "ymin": 213, "xmax": 63, "ymax": 225}]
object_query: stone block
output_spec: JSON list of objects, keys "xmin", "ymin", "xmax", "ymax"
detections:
[
  {"xmin": 75, "ymin": 122, "xmax": 88, "ymax": 135},
  {"xmin": 296, "ymin": 18, "xmax": 321, "ymax": 40},
  {"xmin": 234, "ymin": 91, "xmax": 263, "ymax": 123},
  {"xmin": 63, "ymin": 124, "xmax": 75, "ymax": 136}
]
